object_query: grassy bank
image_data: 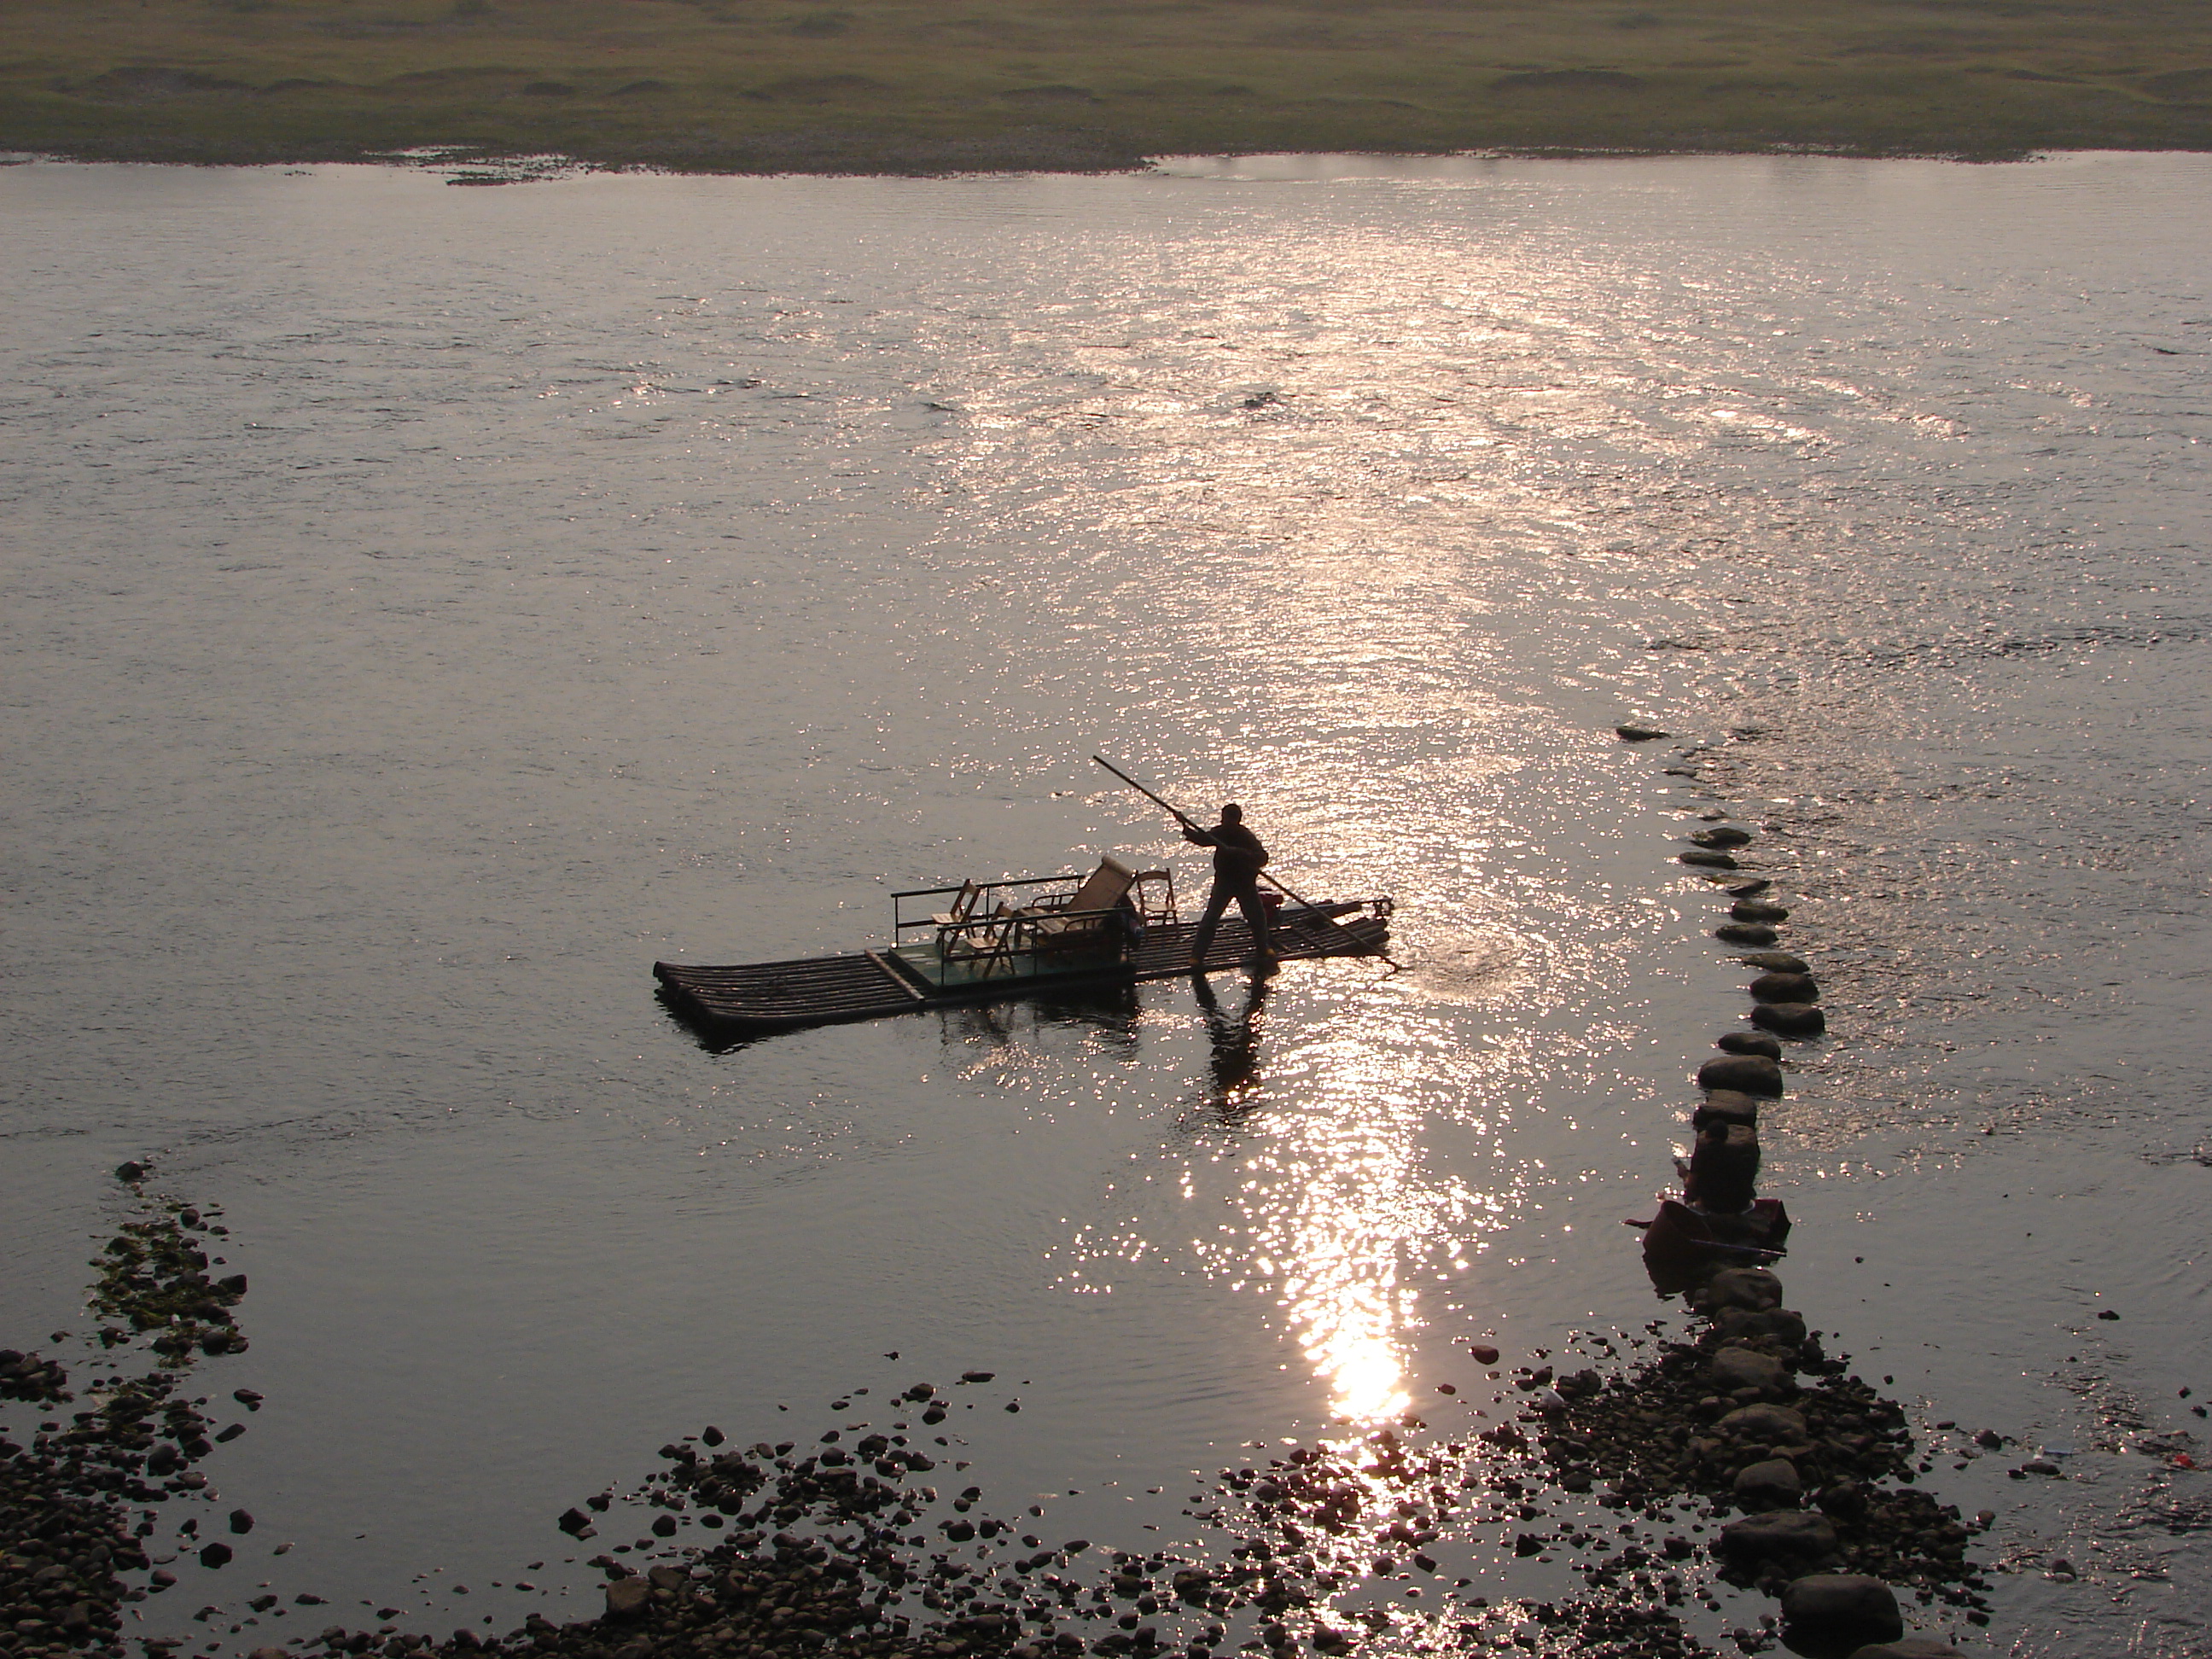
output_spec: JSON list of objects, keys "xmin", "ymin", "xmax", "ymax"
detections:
[{"xmin": 3, "ymin": 0, "xmax": 2210, "ymax": 174}]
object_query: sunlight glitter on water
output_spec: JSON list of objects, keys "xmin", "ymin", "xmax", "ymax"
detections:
[
  {"xmin": 9, "ymin": 154, "xmax": 2212, "ymax": 1656},
  {"xmin": 1170, "ymin": 1020, "xmax": 1514, "ymax": 1426}
]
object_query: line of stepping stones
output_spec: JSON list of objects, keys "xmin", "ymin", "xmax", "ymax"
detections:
[{"xmin": 1618, "ymin": 721, "xmax": 1970, "ymax": 1659}]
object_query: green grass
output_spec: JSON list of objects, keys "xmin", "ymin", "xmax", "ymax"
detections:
[{"xmin": 3, "ymin": 0, "xmax": 2209, "ymax": 171}]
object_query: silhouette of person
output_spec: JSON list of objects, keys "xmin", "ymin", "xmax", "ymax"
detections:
[
  {"xmin": 1193, "ymin": 968, "xmax": 1272, "ymax": 1107},
  {"xmin": 1185, "ymin": 803, "xmax": 1275, "ymax": 966}
]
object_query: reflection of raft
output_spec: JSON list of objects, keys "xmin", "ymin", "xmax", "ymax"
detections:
[{"xmin": 1628, "ymin": 1198, "xmax": 1791, "ymax": 1294}]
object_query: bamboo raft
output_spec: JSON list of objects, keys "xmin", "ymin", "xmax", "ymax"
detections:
[{"xmin": 655, "ymin": 870, "xmax": 1391, "ymax": 1039}]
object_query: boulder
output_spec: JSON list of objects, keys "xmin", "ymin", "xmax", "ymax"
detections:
[
  {"xmin": 1688, "ymin": 1122, "xmax": 1761, "ymax": 1213},
  {"xmin": 1709, "ymin": 1346, "xmax": 1790, "ymax": 1394},
  {"xmin": 1718, "ymin": 1307, "xmax": 1808, "ymax": 1347},
  {"xmin": 1719, "ymin": 1511, "xmax": 1838, "ymax": 1569},
  {"xmin": 1751, "ymin": 972, "xmax": 1820, "ymax": 1003},
  {"xmin": 1691, "ymin": 825, "xmax": 1753, "ymax": 849},
  {"xmin": 1717, "ymin": 1032, "xmax": 1782, "ymax": 1059},
  {"xmin": 1733, "ymin": 1458, "xmax": 1802, "ymax": 1509},
  {"xmin": 1843, "ymin": 1643, "xmax": 1963, "ymax": 1659},
  {"xmin": 1720, "ymin": 1402, "xmax": 1808, "ymax": 1443},
  {"xmin": 1693, "ymin": 1090, "xmax": 1761, "ymax": 1129},
  {"xmin": 1754, "ymin": 1003, "xmax": 1827, "ymax": 1039},
  {"xmin": 1732, "ymin": 899, "xmax": 1790, "ymax": 923},
  {"xmin": 1737, "ymin": 952, "xmax": 1810, "ymax": 974},
  {"xmin": 1698, "ymin": 1266, "xmax": 1785, "ymax": 1312},
  {"xmin": 1726, "ymin": 877, "xmax": 1773, "ymax": 896},
  {"xmin": 604, "ymin": 1578, "xmax": 651, "ymax": 1620},
  {"xmin": 1699, "ymin": 1055, "xmax": 1784, "ymax": 1097},
  {"xmin": 1817, "ymin": 1480, "xmax": 1868, "ymax": 1522},
  {"xmin": 1682, "ymin": 849, "xmax": 1739, "ymax": 870},
  {"xmin": 1617, "ymin": 725, "xmax": 1670, "ymax": 742},
  {"xmin": 1715, "ymin": 923, "xmax": 1778, "ymax": 946},
  {"xmin": 1780, "ymin": 1575, "xmax": 1903, "ymax": 1656}
]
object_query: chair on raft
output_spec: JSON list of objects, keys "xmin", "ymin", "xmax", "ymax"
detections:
[
  {"xmin": 1017, "ymin": 855, "xmax": 1139, "ymax": 958},
  {"xmin": 934, "ymin": 881, "xmax": 1022, "ymax": 980}
]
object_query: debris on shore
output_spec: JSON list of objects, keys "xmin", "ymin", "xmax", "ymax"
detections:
[{"xmin": 2, "ymin": 1168, "xmax": 247, "ymax": 1659}]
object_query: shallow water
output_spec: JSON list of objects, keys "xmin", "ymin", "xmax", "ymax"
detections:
[{"xmin": 3, "ymin": 151, "xmax": 2209, "ymax": 1656}]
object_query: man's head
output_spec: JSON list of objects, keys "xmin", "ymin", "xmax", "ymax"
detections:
[{"xmin": 1220, "ymin": 804, "xmax": 1243, "ymax": 824}]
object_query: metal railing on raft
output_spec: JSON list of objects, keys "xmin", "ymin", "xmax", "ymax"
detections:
[{"xmin": 889, "ymin": 870, "xmax": 1178, "ymax": 941}]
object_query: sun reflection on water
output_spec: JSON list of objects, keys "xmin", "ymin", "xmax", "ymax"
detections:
[{"xmin": 1187, "ymin": 1020, "xmax": 1514, "ymax": 1426}]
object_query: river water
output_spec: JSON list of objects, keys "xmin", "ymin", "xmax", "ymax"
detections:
[{"xmin": 3, "ymin": 151, "xmax": 2209, "ymax": 1657}]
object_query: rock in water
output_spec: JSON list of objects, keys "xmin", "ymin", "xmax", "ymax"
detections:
[
  {"xmin": 1717, "ymin": 1032, "xmax": 1783, "ymax": 1059},
  {"xmin": 198, "ymin": 1543, "xmax": 233, "ymax": 1569},
  {"xmin": 1681, "ymin": 849, "xmax": 1739, "ymax": 870},
  {"xmin": 1616, "ymin": 724, "xmax": 1670, "ymax": 741},
  {"xmin": 1718, "ymin": 1511, "xmax": 1839, "ymax": 1569},
  {"xmin": 1779, "ymin": 1575, "xmax": 1904, "ymax": 1656},
  {"xmin": 1732, "ymin": 899, "xmax": 1790, "ymax": 922},
  {"xmin": 1691, "ymin": 825, "xmax": 1753, "ymax": 849},
  {"xmin": 1817, "ymin": 1480, "xmax": 1868, "ymax": 1522},
  {"xmin": 228, "ymin": 1510, "xmax": 253, "ymax": 1534},
  {"xmin": 1842, "ymin": 1642, "xmax": 1963, "ymax": 1659},
  {"xmin": 1715, "ymin": 923, "xmax": 1778, "ymax": 946},
  {"xmin": 1688, "ymin": 1122, "xmax": 1760, "ymax": 1212},
  {"xmin": 1692, "ymin": 1090, "xmax": 1761, "ymax": 1129},
  {"xmin": 1754, "ymin": 1003, "xmax": 1827, "ymax": 1039},
  {"xmin": 1720, "ymin": 1402, "xmax": 1808, "ymax": 1443},
  {"xmin": 1733, "ymin": 1458, "xmax": 1803, "ymax": 1510},
  {"xmin": 1708, "ymin": 1346, "xmax": 1789, "ymax": 1394},
  {"xmin": 1716, "ymin": 1307, "xmax": 1808, "ymax": 1347},
  {"xmin": 604, "ymin": 1578, "xmax": 650, "ymax": 1619},
  {"xmin": 1736, "ymin": 951, "xmax": 1810, "ymax": 973},
  {"xmin": 114, "ymin": 1161, "xmax": 148, "ymax": 1183},
  {"xmin": 1697, "ymin": 1267, "xmax": 1785, "ymax": 1313},
  {"xmin": 1750, "ymin": 971, "xmax": 1819, "ymax": 1003},
  {"xmin": 1698, "ymin": 1055, "xmax": 1784, "ymax": 1097}
]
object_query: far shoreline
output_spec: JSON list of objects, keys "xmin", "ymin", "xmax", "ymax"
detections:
[
  {"xmin": 6, "ymin": 0, "xmax": 2208, "ymax": 183},
  {"xmin": 10, "ymin": 137, "xmax": 2206, "ymax": 182}
]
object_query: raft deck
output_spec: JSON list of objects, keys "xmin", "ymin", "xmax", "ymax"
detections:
[{"xmin": 655, "ymin": 900, "xmax": 1389, "ymax": 1037}]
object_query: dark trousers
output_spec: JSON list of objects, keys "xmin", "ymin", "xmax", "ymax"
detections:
[{"xmin": 1192, "ymin": 880, "xmax": 1273, "ymax": 960}]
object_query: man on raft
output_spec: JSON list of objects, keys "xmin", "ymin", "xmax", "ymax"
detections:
[{"xmin": 1184, "ymin": 803, "xmax": 1277, "ymax": 966}]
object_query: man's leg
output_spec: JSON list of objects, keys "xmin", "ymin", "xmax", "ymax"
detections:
[
  {"xmin": 1235, "ymin": 887, "xmax": 1276, "ymax": 961},
  {"xmin": 1190, "ymin": 882, "xmax": 1234, "ymax": 961}
]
